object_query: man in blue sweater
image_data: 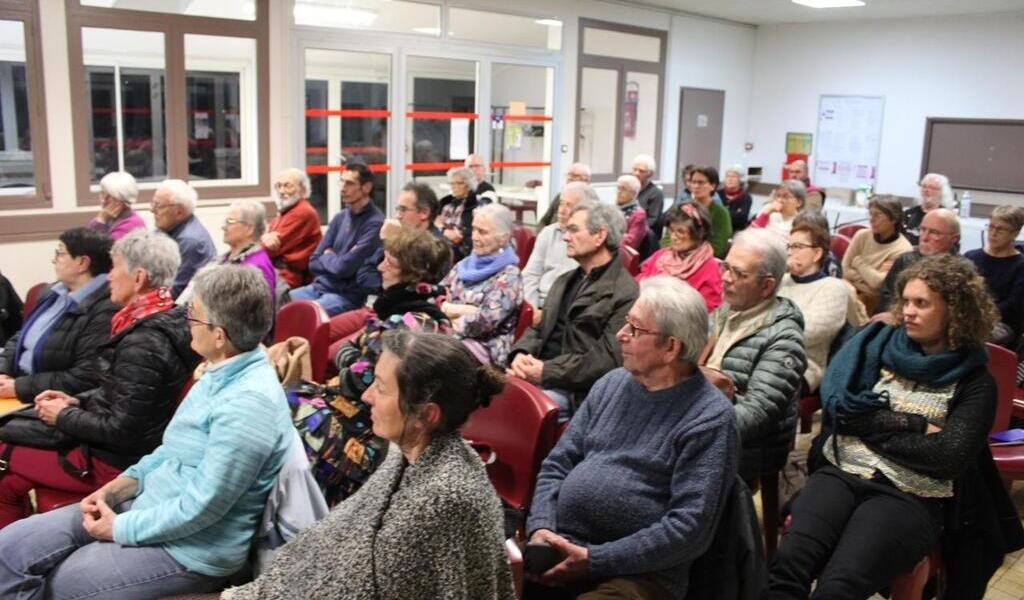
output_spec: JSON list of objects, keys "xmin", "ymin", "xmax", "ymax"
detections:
[
  {"xmin": 526, "ymin": 276, "xmax": 739, "ymax": 600},
  {"xmin": 290, "ymin": 163, "xmax": 384, "ymax": 316},
  {"xmin": 152, "ymin": 179, "xmax": 216, "ymax": 299}
]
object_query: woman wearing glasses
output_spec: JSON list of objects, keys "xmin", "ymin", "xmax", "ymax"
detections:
[
  {"xmin": 778, "ymin": 218, "xmax": 859, "ymax": 394},
  {"xmin": 842, "ymin": 196, "xmax": 912, "ymax": 316},
  {"xmin": 0, "ymin": 264, "xmax": 293, "ymax": 598},
  {"xmin": 637, "ymin": 201, "xmax": 722, "ymax": 312},
  {"xmin": 965, "ymin": 205, "xmax": 1024, "ymax": 348},
  {"xmin": 750, "ymin": 180, "xmax": 807, "ymax": 244},
  {"xmin": 0, "ymin": 229, "xmax": 197, "ymax": 530}
]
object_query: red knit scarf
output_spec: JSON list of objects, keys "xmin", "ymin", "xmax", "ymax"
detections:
[
  {"xmin": 110, "ymin": 287, "xmax": 174, "ymax": 336},
  {"xmin": 722, "ymin": 186, "xmax": 745, "ymax": 202}
]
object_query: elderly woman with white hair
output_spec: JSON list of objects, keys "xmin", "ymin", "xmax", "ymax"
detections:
[
  {"xmin": 616, "ymin": 174, "xmax": 650, "ymax": 254},
  {"xmin": 904, "ymin": 172, "xmax": 955, "ymax": 244},
  {"xmin": 0, "ymin": 229, "xmax": 198, "ymax": 530},
  {"xmin": 632, "ymin": 153, "xmax": 664, "ymax": 232},
  {"xmin": 89, "ymin": 171, "xmax": 146, "ymax": 240},
  {"xmin": 526, "ymin": 276, "xmax": 739, "ymax": 599},
  {"xmin": 219, "ymin": 200, "xmax": 277, "ymax": 300},
  {"xmin": 750, "ymin": 179, "xmax": 807, "ymax": 243},
  {"xmin": 721, "ymin": 165, "xmax": 753, "ymax": 232},
  {"xmin": 437, "ymin": 166, "xmax": 481, "ymax": 262},
  {"xmin": 0, "ymin": 264, "xmax": 293, "ymax": 598},
  {"xmin": 440, "ymin": 202, "xmax": 524, "ymax": 366}
]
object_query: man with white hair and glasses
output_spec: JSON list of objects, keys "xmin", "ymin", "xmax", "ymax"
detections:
[
  {"xmin": 903, "ymin": 173, "xmax": 955, "ymax": 245},
  {"xmin": 151, "ymin": 179, "xmax": 216, "ymax": 299}
]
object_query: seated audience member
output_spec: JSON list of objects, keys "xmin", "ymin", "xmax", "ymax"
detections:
[
  {"xmin": 440, "ymin": 203, "xmax": 523, "ymax": 366},
  {"xmin": 538, "ymin": 162, "xmax": 592, "ymax": 230},
  {"xmin": 523, "ymin": 182, "xmax": 596, "ymax": 324},
  {"xmin": 637, "ymin": 202, "xmax": 722, "ymax": 312},
  {"xmin": 509, "ymin": 202, "xmax": 638, "ymax": 421},
  {"xmin": 750, "ymin": 180, "xmax": 806, "ymax": 243},
  {"xmin": 262, "ymin": 168, "xmax": 323, "ymax": 289},
  {"xmin": 706, "ymin": 228, "xmax": 806, "ymax": 485},
  {"xmin": 793, "ymin": 210, "xmax": 842, "ymax": 278},
  {"xmin": 904, "ymin": 172, "xmax": 955, "ymax": 244},
  {"xmin": 677, "ymin": 164, "xmax": 695, "ymax": 201},
  {"xmin": 465, "ymin": 153, "xmax": 496, "ymax": 199},
  {"xmin": 291, "ymin": 163, "xmax": 384, "ymax": 316},
  {"xmin": 632, "ymin": 154, "xmax": 664, "ymax": 232},
  {"xmin": 666, "ymin": 166, "xmax": 732, "ymax": 259},
  {"xmin": 437, "ymin": 166, "xmax": 481, "ymax": 262},
  {"xmin": 393, "ymin": 181, "xmax": 442, "ymax": 237},
  {"xmin": 842, "ymin": 196, "xmax": 913, "ymax": 315},
  {"xmin": 0, "ymin": 230, "xmax": 197, "ymax": 529},
  {"xmin": 785, "ymin": 159, "xmax": 822, "ymax": 196},
  {"xmin": 721, "ymin": 164, "xmax": 753, "ymax": 233},
  {"xmin": 151, "ymin": 179, "xmax": 216, "ymax": 299},
  {"xmin": 525, "ymin": 276, "xmax": 739, "ymax": 599},
  {"xmin": 88, "ymin": 171, "xmax": 145, "ymax": 241},
  {"xmin": 615, "ymin": 174, "xmax": 650, "ymax": 254},
  {"xmin": 873, "ymin": 208, "xmax": 960, "ymax": 320},
  {"xmin": 0, "ymin": 229, "xmax": 117, "ymax": 402},
  {"xmin": 0, "ymin": 272, "xmax": 22, "ymax": 346},
  {"xmin": 767, "ymin": 255, "xmax": 1020, "ymax": 600},
  {"xmin": 779, "ymin": 219, "xmax": 859, "ymax": 394},
  {"xmin": 224, "ymin": 332, "xmax": 516, "ymax": 600},
  {"xmin": 966, "ymin": 205, "xmax": 1024, "ymax": 346},
  {"xmin": 0, "ymin": 265, "xmax": 291, "ymax": 597}
]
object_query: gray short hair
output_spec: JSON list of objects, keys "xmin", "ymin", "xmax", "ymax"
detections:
[
  {"xmin": 158, "ymin": 179, "xmax": 198, "ymax": 213},
  {"xmin": 562, "ymin": 181, "xmax": 600, "ymax": 206},
  {"xmin": 777, "ymin": 179, "xmax": 807, "ymax": 208},
  {"xmin": 281, "ymin": 167, "xmax": 310, "ymax": 196},
  {"xmin": 230, "ymin": 199, "xmax": 267, "ymax": 239},
  {"xmin": 567, "ymin": 162, "xmax": 592, "ymax": 181},
  {"xmin": 638, "ymin": 276, "xmax": 708, "ymax": 365},
  {"xmin": 732, "ymin": 228, "xmax": 787, "ymax": 295},
  {"xmin": 617, "ymin": 175, "xmax": 641, "ymax": 197},
  {"xmin": 111, "ymin": 229, "xmax": 181, "ymax": 289},
  {"xmin": 632, "ymin": 153, "xmax": 656, "ymax": 173},
  {"xmin": 573, "ymin": 201, "xmax": 626, "ymax": 251},
  {"xmin": 100, "ymin": 171, "xmax": 139, "ymax": 205},
  {"xmin": 474, "ymin": 202, "xmax": 515, "ymax": 245},
  {"xmin": 192, "ymin": 264, "xmax": 273, "ymax": 352},
  {"xmin": 447, "ymin": 166, "xmax": 478, "ymax": 191},
  {"xmin": 724, "ymin": 164, "xmax": 746, "ymax": 183},
  {"xmin": 991, "ymin": 205, "xmax": 1024, "ymax": 232}
]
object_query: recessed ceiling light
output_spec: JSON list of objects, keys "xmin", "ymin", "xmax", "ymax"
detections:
[{"xmin": 792, "ymin": 0, "xmax": 866, "ymax": 8}]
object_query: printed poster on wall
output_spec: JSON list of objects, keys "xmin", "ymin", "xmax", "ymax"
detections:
[{"xmin": 814, "ymin": 95, "xmax": 885, "ymax": 189}]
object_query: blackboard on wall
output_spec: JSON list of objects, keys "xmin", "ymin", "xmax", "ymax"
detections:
[{"xmin": 921, "ymin": 118, "xmax": 1024, "ymax": 193}]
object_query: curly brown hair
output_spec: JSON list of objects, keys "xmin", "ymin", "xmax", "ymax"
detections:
[
  {"xmin": 891, "ymin": 254, "xmax": 997, "ymax": 351},
  {"xmin": 384, "ymin": 227, "xmax": 452, "ymax": 284}
]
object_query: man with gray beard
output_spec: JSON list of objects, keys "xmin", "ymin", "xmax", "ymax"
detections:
[{"xmin": 262, "ymin": 168, "xmax": 323, "ymax": 288}]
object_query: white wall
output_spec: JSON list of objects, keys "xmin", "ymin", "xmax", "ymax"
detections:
[{"xmin": 746, "ymin": 11, "xmax": 1024, "ymax": 202}]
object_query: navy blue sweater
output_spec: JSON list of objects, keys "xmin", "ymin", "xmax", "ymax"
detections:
[
  {"xmin": 965, "ymin": 249, "xmax": 1024, "ymax": 335},
  {"xmin": 527, "ymin": 368, "xmax": 739, "ymax": 598}
]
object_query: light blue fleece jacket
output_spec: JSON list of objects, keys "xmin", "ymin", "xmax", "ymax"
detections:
[{"xmin": 113, "ymin": 347, "xmax": 293, "ymax": 577}]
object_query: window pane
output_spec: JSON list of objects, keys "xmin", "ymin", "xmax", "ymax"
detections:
[
  {"xmin": 407, "ymin": 56, "xmax": 476, "ymax": 189},
  {"xmin": 490, "ymin": 64, "xmax": 553, "ymax": 207},
  {"xmin": 621, "ymin": 72, "xmax": 659, "ymax": 173},
  {"xmin": 578, "ymin": 67, "xmax": 617, "ymax": 174},
  {"xmin": 294, "ymin": 0, "xmax": 439, "ymax": 36},
  {"xmin": 583, "ymin": 27, "xmax": 661, "ymax": 62},
  {"xmin": 185, "ymin": 34, "xmax": 256, "ymax": 183},
  {"xmin": 448, "ymin": 9, "xmax": 561, "ymax": 50},
  {"xmin": 0, "ymin": 20, "xmax": 34, "ymax": 192},
  {"xmin": 81, "ymin": 0, "xmax": 256, "ymax": 21},
  {"xmin": 305, "ymin": 79, "xmax": 328, "ymax": 223},
  {"xmin": 82, "ymin": 28, "xmax": 167, "ymax": 184}
]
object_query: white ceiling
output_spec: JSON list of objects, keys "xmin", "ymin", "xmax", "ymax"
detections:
[{"xmin": 625, "ymin": 0, "xmax": 1024, "ymax": 26}]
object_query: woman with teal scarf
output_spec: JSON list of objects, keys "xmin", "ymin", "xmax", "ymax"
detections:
[
  {"xmin": 440, "ymin": 203, "xmax": 523, "ymax": 366},
  {"xmin": 767, "ymin": 255, "xmax": 1018, "ymax": 599}
]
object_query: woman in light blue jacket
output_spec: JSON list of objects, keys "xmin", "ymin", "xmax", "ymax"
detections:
[{"xmin": 0, "ymin": 265, "xmax": 293, "ymax": 599}]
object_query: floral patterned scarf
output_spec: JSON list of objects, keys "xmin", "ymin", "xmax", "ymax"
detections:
[{"xmin": 110, "ymin": 287, "xmax": 174, "ymax": 336}]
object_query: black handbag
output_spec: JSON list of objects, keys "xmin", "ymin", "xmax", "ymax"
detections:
[{"xmin": 0, "ymin": 407, "xmax": 90, "ymax": 478}]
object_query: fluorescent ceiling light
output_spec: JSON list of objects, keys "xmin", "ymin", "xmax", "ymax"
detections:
[
  {"xmin": 535, "ymin": 19, "xmax": 563, "ymax": 27},
  {"xmin": 792, "ymin": 0, "xmax": 865, "ymax": 8}
]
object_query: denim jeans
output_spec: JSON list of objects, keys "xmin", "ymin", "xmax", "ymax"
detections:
[
  {"xmin": 543, "ymin": 388, "xmax": 573, "ymax": 423},
  {"xmin": 289, "ymin": 284, "xmax": 358, "ymax": 317},
  {"xmin": 0, "ymin": 504, "xmax": 225, "ymax": 599}
]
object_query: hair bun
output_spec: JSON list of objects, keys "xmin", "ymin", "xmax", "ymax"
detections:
[{"xmin": 474, "ymin": 365, "xmax": 506, "ymax": 408}]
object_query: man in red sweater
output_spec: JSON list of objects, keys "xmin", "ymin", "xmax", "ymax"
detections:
[{"xmin": 262, "ymin": 168, "xmax": 323, "ymax": 288}]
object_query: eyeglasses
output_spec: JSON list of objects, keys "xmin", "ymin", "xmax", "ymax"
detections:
[
  {"xmin": 989, "ymin": 225, "xmax": 1019, "ymax": 235},
  {"xmin": 919, "ymin": 226, "xmax": 952, "ymax": 238},
  {"xmin": 223, "ymin": 217, "xmax": 244, "ymax": 226},
  {"xmin": 719, "ymin": 261, "xmax": 760, "ymax": 280},
  {"xmin": 786, "ymin": 242, "xmax": 814, "ymax": 252},
  {"xmin": 395, "ymin": 205, "xmax": 413, "ymax": 214},
  {"xmin": 622, "ymin": 316, "xmax": 659, "ymax": 339},
  {"xmin": 185, "ymin": 302, "xmax": 215, "ymax": 328},
  {"xmin": 150, "ymin": 202, "xmax": 173, "ymax": 212}
]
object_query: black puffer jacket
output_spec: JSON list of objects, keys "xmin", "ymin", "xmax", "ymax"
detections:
[
  {"xmin": 0, "ymin": 282, "xmax": 118, "ymax": 402},
  {"xmin": 54, "ymin": 306, "xmax": 199, "ymax": 470}
]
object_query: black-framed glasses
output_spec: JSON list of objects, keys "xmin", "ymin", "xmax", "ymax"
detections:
[
  {"xmin": 623, "ymin": 316, "xmax": 659, "ymax": 339},
  {"xmin": 786, "ymin": 242, "xmax": 814, "ymax": 252},
  {"xmin": 988, "ymin": 224, "xmax": 1019, "ymax": 235},
  {"xmin": 184, "ymin": 302, "xmax": 215, "ymax": 328}
]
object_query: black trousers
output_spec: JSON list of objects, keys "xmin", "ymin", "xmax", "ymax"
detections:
[{"xmin": 765, "ymin": 465, "xmax": 944, "ymax": 600}]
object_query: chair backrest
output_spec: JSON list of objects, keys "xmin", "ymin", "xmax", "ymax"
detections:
[
  {"xmin": 511, "ymin": 226, "xmax": 536, "ymax": 270},
  {"xmin": 836, "ymin": 223, "xmax": 866, "ymax": 239},
  {"xmin": 22, "ymin": 282, "xmax": 50, "ymax": 317},
  {"xmin": 829, "ymin": 233, "xmax": 851, "ymax": 262},
  {"xmin": 514, "ymin": 301, "xmax": 533, "ymax": 342},
  {"xmin": 986, "ymin": 342, "xmax": 1016, "ymax": 434},
  {"xmin": 462, "ymin": 376, "xmax": 560, "ymax": 511},
  {"xmin": 620, "ymin": 245, "xmax": 640, "ymax": 276},
  {"xmin": 275, "ymin": 300, "xmax": 331, "ymax": 383}
]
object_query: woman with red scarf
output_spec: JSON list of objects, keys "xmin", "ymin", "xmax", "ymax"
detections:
[
  {"xmin": 636, "ymin": 202, "xmax": 723, "ymax": 312},
  {"xmin": 721, "ymin": 165, "xmax": 753, "ymax": 233},
  {"xmin": 0, "ymin": 230, "xmax": 198, "ymax": 528}
]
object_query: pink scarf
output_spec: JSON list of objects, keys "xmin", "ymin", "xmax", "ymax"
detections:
[{"xmin": 655, "ymin": 241, "xmax": 714, "ymax": 280}]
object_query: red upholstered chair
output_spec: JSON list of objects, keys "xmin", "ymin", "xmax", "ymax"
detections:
[
  {"xmin": 511, "ymin": 226, "xmax": 536, "ymax": 270},
  {"xmin": 829, "ymin": 234, "xmax": 851, "ymax": 262},
  {"xmin": 514, "ymin": 302, "xmax": 533, "ymax": 342},
  {"xmin": 988, "ymin": 344, "xmax": 1024, "ymax": 480},
  {"xmin": 1014, "ymin": 387, "xmax": 1024, "ymax": 421},
  {"xmin": 836, "ymin": 223, "xmax": 866, "ymax": 239},
  {"xmin": 22, "ymin": 282, "xmax": 50, "ymax": 318},
  {"xmin": 462, "ymin": 376, "xmax": 560, "ymax": 526},
  {"xmin": 274, "ymin": 300, "xmax": 332, "ymax": 383},
  {"xmin": 620, "ymin": 246, "xmax": 640, "ymax": 277}
]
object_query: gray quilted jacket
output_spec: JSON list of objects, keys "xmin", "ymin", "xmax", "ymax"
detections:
[{"xmin": 713, "ymin": 297, "xmax": 806, "ymax": 482}]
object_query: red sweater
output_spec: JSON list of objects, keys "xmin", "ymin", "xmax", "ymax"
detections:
[{"xmin": 264, "ymin": 198, "xmax": 323, "ymax": 288}]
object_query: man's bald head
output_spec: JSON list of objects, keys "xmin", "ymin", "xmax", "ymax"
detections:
[{"xmin": 919, "ymin": 208, "xmax": 960, "ymax": 256}]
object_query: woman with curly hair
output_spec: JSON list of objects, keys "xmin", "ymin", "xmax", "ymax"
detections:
[{"xmin": 767, "ymin": 254, "xmax": 1019, "ymax": 599}]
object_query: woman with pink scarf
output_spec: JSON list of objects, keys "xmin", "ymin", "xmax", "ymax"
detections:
[{"xmin": 636, "ymin": 202, "xmax": 722, "ymax": 312}]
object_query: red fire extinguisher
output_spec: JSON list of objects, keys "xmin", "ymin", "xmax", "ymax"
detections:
[{"xmin": 623, "ymin": 81, "xmax": 639, "ymax": 139}]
